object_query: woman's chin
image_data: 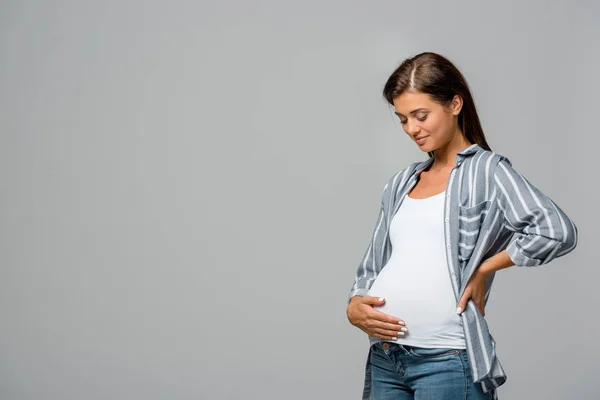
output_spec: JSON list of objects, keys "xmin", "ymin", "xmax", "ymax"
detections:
[
  {"xmin": 418, "ymin": 144, "xmax": 434, "ymax": 152},
  {"xmin": 418, "ymin": 141, "xmax": 439, "ymax": 153}
]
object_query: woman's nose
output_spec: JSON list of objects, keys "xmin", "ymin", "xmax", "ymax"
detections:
[{"xmin": 405, "ymin": 120, "xmax": 420, "ymax": 135}]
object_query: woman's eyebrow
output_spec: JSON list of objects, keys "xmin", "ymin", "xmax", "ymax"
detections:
[{"xmin": 394, "ymin": 108, "xmax": 429, "ymax": 117}]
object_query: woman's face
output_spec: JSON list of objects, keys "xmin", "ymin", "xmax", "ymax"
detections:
[{"xmin": 392, "ymin": 91, "xmax": 463, "ymax": 153}]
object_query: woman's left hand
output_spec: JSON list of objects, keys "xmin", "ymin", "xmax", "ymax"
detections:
[{"xmin": 456, "ymin": 268, "xmax": 490, "ymax": 317}]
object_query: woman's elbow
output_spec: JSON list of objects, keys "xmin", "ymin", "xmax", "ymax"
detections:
[{"xmin": 560, "ymin": 220, "xmax": 579, "ymax": 255}]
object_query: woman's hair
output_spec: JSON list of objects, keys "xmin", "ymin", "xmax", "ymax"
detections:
[{"xmin": 382, "ymin": 52, "xmax": 492, "ymax": 158}]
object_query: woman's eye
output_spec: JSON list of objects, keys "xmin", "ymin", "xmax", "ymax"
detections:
[{"xmin": 399, "ymin": 116, "xmax": 427, "ymax": 124}]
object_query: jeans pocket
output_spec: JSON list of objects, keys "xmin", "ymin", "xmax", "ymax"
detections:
[
  {"xmin": 370, "ymin": 343, "xmax": 403, "ymax": 375},
  {"xmin": 408, "ymin": 346, "xmax": 460, "ymax": 359}
]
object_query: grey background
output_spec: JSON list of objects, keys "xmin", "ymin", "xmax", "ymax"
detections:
[{"xmin": 0, "ymin": 1, "xmax": 597, "ymax": 399}]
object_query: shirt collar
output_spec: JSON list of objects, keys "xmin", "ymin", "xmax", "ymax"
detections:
[
  {"xmin": 414, "ymin": 143, "xmax": 483, "ymax": 175},
  {"xmin": 457, "ymin": 143, "xmax": 482, "ymax": 157}
]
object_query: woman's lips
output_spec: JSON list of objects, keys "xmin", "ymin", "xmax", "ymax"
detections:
[{"xmin": 416, "ymin": 135, "xmax": 429, "ymax": 145}]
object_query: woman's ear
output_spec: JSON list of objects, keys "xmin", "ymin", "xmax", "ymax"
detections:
[{"xmin": 450, "ymin": 94, "xmax": 463, "ymax": 116}]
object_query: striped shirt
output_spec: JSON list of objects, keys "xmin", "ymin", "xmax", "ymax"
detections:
[{"xmin": 348, "ymin": 143, "xmax": 578, "ymax": 399}]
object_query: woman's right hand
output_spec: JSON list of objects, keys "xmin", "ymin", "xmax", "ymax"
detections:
[{"xmin": 346, "ymin": 296, "xmax": 408, "ymax": 340}]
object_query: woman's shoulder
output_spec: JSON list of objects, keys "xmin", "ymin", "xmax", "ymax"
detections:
[
  {"xmin": 474, "ymin": 148, "xmax": 511, "ymax": 162},
  {"xmin": 380, "ymin": 160, "xmax": 426, "ymax": 195},
  {"xmin": 468, "ymin": 149, "xmax": 524, "ymax": 190},
  {"xmin": 472, "ymin": 148, "xmax": 513, "ymax": 172},
  {"xmin": 390, "ymin": 160, "xmax": 424, "ymax": 180}
]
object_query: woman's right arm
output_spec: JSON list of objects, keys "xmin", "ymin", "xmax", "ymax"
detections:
[
  {"xmin": 346, "ymin": 171, "xmax": 409, "ymax": 340},
  {"xmin": 347, "ymin": 200, "xmax": 388, "ymax": 303}
]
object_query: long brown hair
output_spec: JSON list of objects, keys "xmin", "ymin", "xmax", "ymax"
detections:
[{"xmin": 382, "ymin": 52, "xmax": 492, "ymax": 158}]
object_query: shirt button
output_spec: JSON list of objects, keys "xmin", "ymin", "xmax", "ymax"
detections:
[
  {"xmin": 447, "ymin": 244, "xmax": 451, "ymax": 248},
  {"xmin": 445, "ymin": 218, "xmax": 449, "ymax": 222}
]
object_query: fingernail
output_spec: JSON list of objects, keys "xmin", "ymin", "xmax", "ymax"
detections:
[
  {"xmin": 378, "ymin": 297, "xmax": 385, "ymax": 301},
  {"xmin": 400, "ymin": 327, "xmax": 408, "ymax": 332},
  {"xmin": 456, "ymin": 307, "xmax": 462, "ymax": 314},
  {"xmin": 398, "ymin": 321, "xmax": 405, "ymax": 325},
  {"xmin": 398, "ymin": 332, "xmax": 405, "ymax": 336}
]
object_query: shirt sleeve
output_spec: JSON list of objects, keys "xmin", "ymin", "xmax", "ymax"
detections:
[
  {"xmin": 493, "ymin": 159, "xmax": 578, "ymax": 267},
  {"xmin": 347, "ymin": 174, "xmax": 395, "ymax": 304}
]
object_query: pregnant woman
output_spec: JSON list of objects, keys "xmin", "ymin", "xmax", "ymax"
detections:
[{"xmin": 345, "ymin": 52, "xmax": 578, "ymax": 400}]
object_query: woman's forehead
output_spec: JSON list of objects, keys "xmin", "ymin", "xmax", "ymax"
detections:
[{"xmin": 393, "ymin": 91, "xmax": 437, "ymax": 115}]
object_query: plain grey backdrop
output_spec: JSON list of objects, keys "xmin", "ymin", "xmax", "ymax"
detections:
[{"xmin": 0, "ymin": 1, "xmax": 597, "ymax": 399}]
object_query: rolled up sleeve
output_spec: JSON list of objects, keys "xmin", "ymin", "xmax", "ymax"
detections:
[{"xmin": 493, "ymin": 160, "xmax": 578, "ymax": 267}]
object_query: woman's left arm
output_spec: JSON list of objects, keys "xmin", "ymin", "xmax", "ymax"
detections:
[
  {"xmin": 457, "ymin": 159, "xmax": 579, "ymax": 316},
  {"xmin": 492, "ymin": 159, "xmax": 578, "ymax": 267}
]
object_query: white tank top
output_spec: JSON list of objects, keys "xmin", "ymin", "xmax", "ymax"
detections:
[{"xmin": 366, "ymin": 190, "xmax": 466, "ymax": 348}]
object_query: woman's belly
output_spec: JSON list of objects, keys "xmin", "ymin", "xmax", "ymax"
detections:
[{"xmin": 366, "ymin": 253, "xmax": 465, "ymax": 348}]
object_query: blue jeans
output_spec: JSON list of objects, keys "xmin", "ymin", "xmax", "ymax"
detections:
[{"xmin": 369, "ymin": 342, "xmax": 493, "ymax": 400}]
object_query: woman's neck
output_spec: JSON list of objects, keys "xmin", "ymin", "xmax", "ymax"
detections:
[{"xmin": 431, "ymin": 134, "xmax": 472, "ymax": 170}]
